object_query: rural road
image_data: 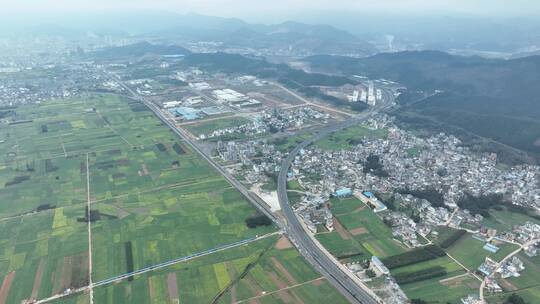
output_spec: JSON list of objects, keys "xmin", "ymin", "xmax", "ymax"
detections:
[
  {"xmin": 115, "ymin": 72, "xmax": 393, "ymax": 304},
  {"xmin": 113, "ymin": 74, "xmax": 282, "ymax": 227},
  {"xmin": 276, "ymin": 106, "xmax": 388, "ymax": 304},
  {"xmin": 479, "ymin": 238, "xmax": 539, "ymax": 302}
]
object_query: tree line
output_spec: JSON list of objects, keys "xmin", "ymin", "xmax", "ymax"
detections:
[{"xmin": 382, "ymin": 245, "xmax": 446, "ymax": 269}]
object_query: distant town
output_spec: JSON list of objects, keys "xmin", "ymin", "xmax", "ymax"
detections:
[{"xmin": 0, "ymin": 24, "xmax": 539, "ymax": 304}]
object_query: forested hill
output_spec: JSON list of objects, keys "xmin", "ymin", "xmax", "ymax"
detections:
[
  {"xmin": 154, "ymin": 15, "xmax": 376, "ymax": 56},
  {"xmin": 304, "ymin": 51, "xmax": 540, "ymax": 163},
  {"xmin": 305, "ymin": 51, "xmax": 540, "ymax": 100}
]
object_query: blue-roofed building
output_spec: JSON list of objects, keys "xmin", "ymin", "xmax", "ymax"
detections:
[
  {"xmin": 363, "ymin": 191, "xmax": 375, "ymax": 198},
  {"xmin": 334, "ymin": 187, "xmax": 352, "ymax": 198},
  {"xmin": 483, "ymin": 243, "xmax": 500, "ymax": 253},
  {"xmin": 169, "ymin": 107, "xmax": 203, "ymax": 120}
]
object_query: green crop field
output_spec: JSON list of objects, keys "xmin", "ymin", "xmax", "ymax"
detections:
[
  {"xmin": 329, "ymin": 196, "xmax": 364, "ymax": 216},
  {"xmin": 487, "ymin": 288, "xmax": 540, "ymax": 304},
  {"xmin": 446, "ymin": 234, "xmax": 520, "ymax": 270},
  {"xmin": 91, "ymin": 181, "xmax": 275, "ymax": 281},
  {"xmin": 0, "ymin": 205, "xmax": 89, "ymax": 303},
  {"xmin": 402, "ymin": 274, "xmax": 480, "ymax": 304},
  {"xmin": 315, "ymin": 125, "xmax": 388, "ymax": 150},
  {"xmin": 315, "ymin": 232, "xmax": 366, "ymax": 259},
  {"xmin": 428, "ymin": 226, "xmax": 462, "ymax": 244},
  {"xmin": 336, "ymin": 208, "xmax": 407, "ymax": 258},
  {"xmin": 94, "ymin": 235, "xmax": 349, "ymax": 304},
  {"xmin": 286, "ymin": 179, "xmax": 304, "ymax": 191},
  {"xmin": 485, "ymin": 253, "xmax": 540, "ymax": 303},
  {"xmin": 49, "ymin": 293, "xmax": 90, "ymax": 304},
  {"xmin": 286, "ymin": 191, "xmax": 303, "ymax": 206},
  {"xmin": 386, "ymin": 246, "xmax": 481, "ymax": 304},
  {"xmin": 482, "ymin": 209, "xmax": 540, "ymax": 232},
  {"xmin": 390, "ymin": 256, "xmax": 464, "ymax": 277},
  {"xmin": 183, "ymin": 116, "xmax": 251, "ymax": 136},
  {"xmin": 315, "ymin": 196, "xmax": 406, "ymax": 263},
  {"xmin": 2, "ymin": 93, "xmax": 344, "ymax": 303}
]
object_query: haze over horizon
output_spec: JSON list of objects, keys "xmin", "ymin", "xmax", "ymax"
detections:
[
  {"xmin": 1, "ymin": 0, "xmax": 539, "ymax": 24},
  {"xmin": 1, "ymin": 1, "xmax": 540, "ymax": 304}
]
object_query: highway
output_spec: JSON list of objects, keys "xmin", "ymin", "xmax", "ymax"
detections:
[
  {"xmin": 277, "ymin": 108, "xmax": 385, "ymax": 304},
  {"xmin": 112, "ymin": 75, "xmax": 282, "ymax": 228},
  {"xmin": 114, "ymin": 72, "xmax": 392, "ymax": 303}
]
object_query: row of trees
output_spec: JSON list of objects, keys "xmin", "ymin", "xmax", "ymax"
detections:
[
  {"xmin": 439, "ymin": 229, "xmax": 467, "ymax": 249},
  {"xmin": 245, "ymin": 215, "xmax": 273, "ymax": 228},
  {"xmin": 456, "ymin": 193, "xmax": 540, "ymax": 221},
  {"xmin": 456, "ymin": 193, "xmax": 505, "ymax": 218},
  {"xmin": 382, "ymin": 245, "xmax": 446, "ymax": 269},
  {"xmin": 504, "ymin": 294, "xmax": 527, "ymax": 304}
]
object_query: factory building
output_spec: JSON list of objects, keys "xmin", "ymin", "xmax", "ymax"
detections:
[
  {"xmin": 169, "ymin": 107, "xmax": 203, "ymax": 120},
  {"xmin": 213, "ymin": 89, "xmax": 248, "ymax": 103},
  {"xmin": 163, "ymin": 100, "xmax": 182, "ymax": 108},
  {"xmin": 334, "ymin": 187, "xmax": 353, "ymax": 198}
]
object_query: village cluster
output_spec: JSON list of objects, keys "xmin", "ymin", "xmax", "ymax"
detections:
[
  {"xmin": 0, "ymin": 62, "xmax": 97, "ymax": 107},
  {"xmin": 201, "ymin": 107, "xmax": 329, "ymax": 140},
  {"xmin": 284, "ymin": 114, "xmax": 539, "ymax": 243}
]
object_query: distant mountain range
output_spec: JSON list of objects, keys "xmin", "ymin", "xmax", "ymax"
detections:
[
  {"xmin": 303, "ymin": 51, "xmax": 540, "ymax": 163},
  {"xmin": 86, "ymin": 43, "xmax": 540, "ymax": 163},
  {"xmin": 1, "ymin": 12, "xmax": 375, "ymax": 57},
  {"xmin": 151, "ymin": 15, "xmax": 376, "ymax": 56},
  {"xmin": 93, "ymin": 44, "xmax": 540, "ymax": 163},
  {"xmin": 304, "ymin": 51, "xmax": 540, "ymax": 100},
  {"xmin": 3, "ymin": 12, "xmax": 540, "ymax": 57}
]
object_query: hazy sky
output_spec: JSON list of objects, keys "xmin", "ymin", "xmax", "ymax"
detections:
[{"xmin": 1, "ymin": 0, "xmax": 538, "ymax": 22}]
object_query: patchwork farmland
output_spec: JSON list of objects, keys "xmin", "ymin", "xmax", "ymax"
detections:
[
  {"xmin": 314, "ymin": 195, "xmax": 497, "ymax": 303},
  {"xmin": 0, "ymin": 94, "xmax": 343, "ymax": 303},
  {"xmin": 93, "ymin": 235, "xmax": 349, "ymax": 304},
  {"xmin": 316, "ymin": 196, "xmax": 408, "ymax": 262}
]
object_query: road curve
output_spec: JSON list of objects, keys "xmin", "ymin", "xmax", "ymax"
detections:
[
  {"xmin": 115, "ymin": 71, "xmax": 387, "ymax": 303},
  {"xmin": 277, "ymin": 108, "xmax": 385, "ymax": 304},
  {"xmin": 112, "ymin": 75, "xmax": 281, "ymax": 226}
]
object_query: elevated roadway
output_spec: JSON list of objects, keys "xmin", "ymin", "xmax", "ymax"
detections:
[
  {"xmin": 112, "ymin": 75, "xmax": 281, "ymax": 227},
  {"xmin": 114, "ymin": 71, "xmax": 391, "ymax": 303},
  {"xmin": 277, "ymin": 108, "xmax": 386, "ymax": 304}
]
